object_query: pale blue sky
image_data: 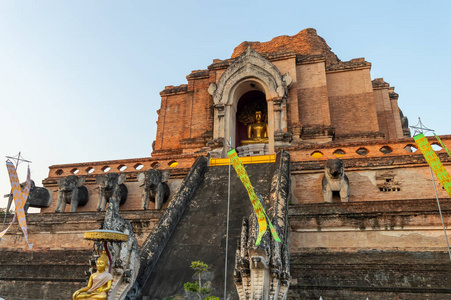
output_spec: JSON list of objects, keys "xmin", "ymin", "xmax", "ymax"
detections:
[{"xmin": 1, "ymin": 0, "xmax": 450, "ymax": 209}]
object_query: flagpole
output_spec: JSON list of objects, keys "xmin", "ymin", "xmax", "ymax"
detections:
[
  {"xmin": 429, "ymin": 166, "xmax": 451, "ymax": 260},
  {"xmin": 224, "ymin": 138, "xmax": 231, "ymax": 300}
]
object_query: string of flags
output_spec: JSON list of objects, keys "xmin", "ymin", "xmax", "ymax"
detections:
[
  {"xmin": 414, "ymin": 133, "xmax": 451, "ymax": 199},
  {"xmin": 0, "ymin": 160, "xmax": 33, "ymax": 249},
  {"xmin": 227, "ymin": 149, "xmax": 280, "ymax": 245}
]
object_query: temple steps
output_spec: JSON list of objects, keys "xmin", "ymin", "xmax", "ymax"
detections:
[{"xmin": 139, "ymin": 159, "xmax": 279, "ymax": 298}]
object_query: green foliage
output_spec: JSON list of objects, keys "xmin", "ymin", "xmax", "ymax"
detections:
[
  {"xmin": 190, "ymin": 260, "xmax": 209, "ymax": 275},
  {"xmin": 200, "ymin": 287, "xmax": 211, "ymax": 295},
  {"xmin": 183, "ymin": 282, "xmax": 199, "ymax": 292},
  {"xmin": 184, "ymin": 261, "xmax": 218, "ymax": 300}
]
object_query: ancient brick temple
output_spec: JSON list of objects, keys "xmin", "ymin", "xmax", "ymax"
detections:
[
  {"xmin": 153, "ymin": 28, "xmax": 406, "ymax": 158},
  {"xmin": 2, "ymin": 28, "xmax": 451, "ymax": 300}
]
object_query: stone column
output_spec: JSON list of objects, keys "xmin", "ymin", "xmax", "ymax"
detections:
[
  {"xmin": 272, "ymin": 97, "xmax": 283, "ymax": 133},
  {"xmin": 214, "ymin": 104, "xmax": 225, "ymax": 140}
]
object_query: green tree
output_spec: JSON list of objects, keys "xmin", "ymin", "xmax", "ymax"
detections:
[{"xmin": 184, "ymin": 261, "xmax": 219, "ymax": 300}]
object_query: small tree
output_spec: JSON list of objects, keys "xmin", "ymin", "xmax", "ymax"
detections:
[{"xmin": 184, "ymin": 261, "xmax": 219, "ymax": 300}]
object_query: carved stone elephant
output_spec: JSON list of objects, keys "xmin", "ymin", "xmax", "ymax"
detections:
[
  {"xmin": 321, "ymin": 158, "xmax": 350, "ymax": 202},
  {"xmin": 137, "ymin": 169, "xmax": 170, "ymax": 210},
  {"xmin": 5, "ymin": 180, "xmax": 53, "ymax": 214},
  {"xmin": 55, "ymin": 175, "xmax": 89, "ymax": 212},
  {"xmin": 95, "ymin": 173, "xmax": 128, "ymax": 212}
]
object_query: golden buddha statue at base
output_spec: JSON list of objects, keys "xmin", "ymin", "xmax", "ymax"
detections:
[
  {"xmin": 240, "ymin": 111, "xmax": 269, "ymax": 145},
  {"xmin": 73, "ymin": 251, "xmax": 113, "ymax": 300}
]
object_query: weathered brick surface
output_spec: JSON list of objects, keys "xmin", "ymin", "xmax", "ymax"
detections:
[
  {"xmin": 327, "ymin": 68, "xmax": 380, "ymax": 137},
  {"xmin": 288, "ymin": 251, "xmax": 451, "ymax": 300},
  {"xmin": 273, "ymin": 57, "xmax": 299, "ymax": 129},
  {"xmin": 289, "ymin": 199, "xmax": 451, "ymax": 251},
  {"xmin": 155, "ymin": 93, "xmax": 188, "ymax": 151},
  {"xmin": 390, "ymin": 89, "xmax": 404, "ymax": 138},
  {"xmin": 0, "ymin": 250, "xmax": 90, "ymax": 300},
  {"xmin": 154, "ymin": 77, "xmax": 213, "ymax": 155},
  {"xmin": 0, "ymin": 210, "xmax": 163, "ymax": 250},
  {"xmin": 287, "ymin": 201, "xmax": 451, "ymax": 298},
  {"xmin": 45, "ymin": 155, "xmax": 197, "ymax": 178},
  {"xmin": 373, "ymin": 78, "xmax": 403, "ymax": 140},
  {"xmin": 296, "ymin": 62, "xmax": 331, "ymax": 127},
  {"xmin": 293, "ymin": 163, "xmax": 451, "ymax": 204},
  {"xmin": 231, "ymin": 28, "xmax": 340, "ymax": 66}
]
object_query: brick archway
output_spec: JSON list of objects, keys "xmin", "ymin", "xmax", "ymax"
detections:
[{"xmin": 208, "ymin": 47, "xmax": 292, "ymax": 153}]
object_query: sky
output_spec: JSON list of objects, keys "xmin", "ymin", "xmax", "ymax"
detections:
[{"xmin": 1, "ymin": 0, "xmax": 450, "ymax": 210}]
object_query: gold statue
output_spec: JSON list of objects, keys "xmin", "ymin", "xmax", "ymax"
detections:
[
  {"xmin": 73, "ymin": 251, "xmax": 113, "ymax": 300},
  {"xmin": 241, "ymin": 111, "xmax": 269, "ymax": 145}
]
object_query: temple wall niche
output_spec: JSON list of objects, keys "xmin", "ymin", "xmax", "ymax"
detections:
[
  {"xmin": 296, "ymin": 61, "xmax": 331, "ymax": 126},
  {"xmin": 327, "ymin": 68, "xmax": 380, "ymax": 136}
]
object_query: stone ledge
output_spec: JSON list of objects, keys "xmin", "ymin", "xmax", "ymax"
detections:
[
  {"xmin": 372, "ymin": 77, "xmax": 390, "ymax": 89},
  {"xmin": 326, "ymin": 58, "xmax": 371, "ymax": 73},
  {"xmin": 296, "ymin": 54, "xmax": 326, "ymax": 65},
  {"xmin": 289, "ymin": 199, "xmax": 451, "ymax": 216},
  {"xmin": 46, "ymin": 154, "xmax": 199, "ymax": 180},
  {"xmin": 389, "ymin": 91, "xmax": 399, "ymax": 99},
  {"xmin": 334, "ymin": 131, "xmax": 385, "ymax": 141},
  {"xmin": 159, "ymin": 84, "xmax": 188, "ymax": 96},
  {"xmin": 186, "ymin": 69, "xmax": 209, "ymax": 80}
]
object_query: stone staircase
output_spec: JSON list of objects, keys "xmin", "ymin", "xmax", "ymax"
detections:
[{"xmin": 136, "ymin": 155, "xmax": 284, "ymax": 299}]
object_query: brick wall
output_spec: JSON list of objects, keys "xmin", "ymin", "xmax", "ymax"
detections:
[
  {"xmin": 0, "ymin": 210, "xmax": 163, "ymax": 250},
  {"xmin": 296, "ymin": 61, "xmax": 331, "ymax": 126},
  {"xmin": 327, "ymin": 68, "xmax": 380, "ymax": 136}
]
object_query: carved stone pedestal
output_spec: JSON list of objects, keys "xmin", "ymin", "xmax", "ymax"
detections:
[{"xmin": 237, "ymin": 143, "xmax": 269, "ymax": 157}]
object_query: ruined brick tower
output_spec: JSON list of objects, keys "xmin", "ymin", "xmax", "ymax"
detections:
[{"xmin": 153, "ymin": 28, "xmax": 407, "ymax": 159}]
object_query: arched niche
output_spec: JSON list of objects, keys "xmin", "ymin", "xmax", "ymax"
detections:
[
  {"xmin": 235, "ymin": 90, "xmax": 267, "ymax": 147},
  {"xmin": 208, "ymin": 47, "xmax": 292, "ymax": 154}
]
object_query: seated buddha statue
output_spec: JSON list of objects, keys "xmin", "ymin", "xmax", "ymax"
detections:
[
  {"xmin": 240, "ymin": 111, "xmax": 269, "ymax": 145},
  {"xmin": 73, "ymin": 251, "xmax": 113, "ymax": 300}
]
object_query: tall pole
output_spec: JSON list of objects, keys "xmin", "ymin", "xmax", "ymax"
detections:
[
  {"xmin": 224, "ymin": 138, "xmax": 232, "ymax": 300},
  {"xmin": 429, "ymin": 166, "xmax": 451, "ymax": 260}
]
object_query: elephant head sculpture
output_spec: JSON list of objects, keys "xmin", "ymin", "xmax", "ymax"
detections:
[
  {"xmin": 5, "ymin": 180, "xmax": 53, "ymax": 214},
  {"xmin": 321, "ymin": 158, "xmax": 350, "ymax": 203},
  {"xmin": 95, "ymin": 173, "xmax": 128, "ymax": 212},
  {"xmin": 137, "ymin": 169, "xmax": 170, "ymax": 210},
  {"xmin": 55, "ymin": 175, "xmax": 89, "ymax": 212}
]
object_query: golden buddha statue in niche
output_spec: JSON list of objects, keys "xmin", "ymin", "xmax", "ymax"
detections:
[
  {"xmin": 241, "ymin": 111, "xmax": 269, "ymax": 145},
  {"xmin": 73, "ymin": 251, "xmax": 113, "ymax": 300}
]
